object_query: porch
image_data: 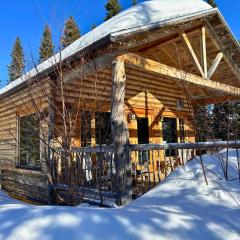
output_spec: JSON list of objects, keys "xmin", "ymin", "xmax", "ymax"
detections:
[
  {"xmin": 49, "ymin": 24, "xmax": 240, "ymax": 206},
  {"xmin": 51, "ymin": 140, "xmax": 240, "ymax": 206}
]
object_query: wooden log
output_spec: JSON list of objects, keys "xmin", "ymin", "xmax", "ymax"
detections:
[
  {"xmin": 180, "ymin": 31, "xmax": 205, "ymax": 78},
  {"xmin": 207, "ymin": 52, "xmax": 223, "ymax": 79},
  {"xmin": 205, "ymin": 21, "xmax": 240, "ymax": 82},
  {"xmin": 129, "ymin": 140, "xmax": 240, "ymax": 151},
  {"xmin": 201, "ymin": 26, "xmax": 208, "ymax": 78},
  {"xmin": 119, "ymin": 53, "xmax": 240, "ymax": 96},
  {"xmin": 111, "ymin": 59, "xmax": 132, "ymax": 205}
]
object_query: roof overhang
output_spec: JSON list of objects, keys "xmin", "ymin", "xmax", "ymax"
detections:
[{"xmin": 0, "ymin": 7, "xmax": 239, "ymax": 100}]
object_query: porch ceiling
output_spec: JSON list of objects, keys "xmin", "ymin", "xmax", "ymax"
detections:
[
  {"xmin": 136, "ymin": 27, "xmax": 240, "ymax": 89},
  {"xmin": 118, "ymin": 53, "xmax": 240, "ymax": 106}
]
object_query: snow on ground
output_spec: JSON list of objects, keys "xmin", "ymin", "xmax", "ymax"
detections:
[{"xmin": 0, "ymin": 149, "xmax": 240, "ymax": 240}]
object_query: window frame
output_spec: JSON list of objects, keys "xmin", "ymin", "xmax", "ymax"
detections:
[
  {"xmin": 95, "ymin": 112, "xmax": 112, "ymax": 146},
  {"xmin": 17, "ymin": 113, "xmax": 41, "ymax": 171},
  {"xmin": 80, "ymin": 110, "xmax": 92, "ymax": 147},
  {"xmin": 179, "ymin": 118, "xmax": 185, "ymax": 143}
]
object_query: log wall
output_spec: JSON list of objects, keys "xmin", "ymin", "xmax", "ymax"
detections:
[
  {"xmin": 53, "ymin": 65, "xmax": 195, "ymax": 141},
  {"xmin": 1, "ymin": 168, "xmax": 48, "ymax": 203},
  {"xmin": 0, "ymin": 60, "xmax": 196, "ymax": 202},
  {"xmin": 0, "ymin": 79, "xmax": 51, "ymax": 202}
]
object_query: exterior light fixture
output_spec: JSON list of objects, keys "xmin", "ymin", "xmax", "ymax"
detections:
[{"xmin": 128, "ymin": 113, "xmax": 136, "ymax": 121}]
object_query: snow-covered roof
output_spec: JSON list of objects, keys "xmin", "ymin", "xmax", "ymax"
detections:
[{"xmin": 0, "ymin": 0, "xmax": 213, "ymax": 97}]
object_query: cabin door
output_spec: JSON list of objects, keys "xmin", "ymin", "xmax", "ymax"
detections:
[
  {"xmin": 162, "ymin": 117, "xmax": 177, "ymax": 156},
  {"xmin": 137, "ymin": 117, "xmax": 149, "ymax": 165},
  {"xmin": 137, "ymin": 117, "xmax": 149, "ymax": 144}
]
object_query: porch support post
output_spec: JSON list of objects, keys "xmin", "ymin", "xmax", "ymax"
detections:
[{"xmin": 111, "ymin": 59, "xmax": 132, "ymax": 206}]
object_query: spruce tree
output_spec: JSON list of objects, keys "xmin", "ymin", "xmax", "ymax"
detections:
[
  {"xmin": 132, "ymin": 0, "xmax": 137, "ymax": 6},
  {"xmin": 8, "ymin": 37, "xmax": 25, "ymax": 82},
  {"xmin": 104, "ymin": 0, "xmax": 122, "ymax": 21},
  {"xmin": 194, "ymin": 106, "xmax": 212, "ymax": 142},
  {"xmin": 39, "ymin": 25, "xmax": 54, "ymax": 63},
  {"xmin": 91, "ymin": 24, "xmax": 97, "ymax": 30},
  {"xmin": 207, "ymin": 0, "xmax": 217, "ymax": 7},
  {"xmin": 62, "ymin": 16, "xmax": 81, "ymax": 48}
]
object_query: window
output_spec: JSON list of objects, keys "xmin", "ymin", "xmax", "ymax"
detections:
[
  {"xmin": 19, "ymin": 114, "xmax": 40, "ymax": 169},
  {"xmin": 176, "ymin": 99, "xmax": 184, "ymax": 111},
  {"xmin": 81, "ymin": 111, "xmax": 91, "ymax": 147},
  {"xmin": 179, "ymin": 118, "xmax": 185, "ymax": 143},
  {"xmin": 95, "ymin": 112, "xmax": 112, "ymax": 145},
  {"xmin": 137, "ymin": 117, "xmax": 149, "ymax": 165},
  {"xmin": 162, "ymin": 117, "xmax": 177, "ymax": 157}
]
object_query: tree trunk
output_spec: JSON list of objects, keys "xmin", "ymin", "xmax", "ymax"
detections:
[{"xmin": 111, "ymin": 59, "xmax": 132, "ymax": 206}]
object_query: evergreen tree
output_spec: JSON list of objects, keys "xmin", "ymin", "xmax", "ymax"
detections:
[
  {"xmin": 91, "ymin": 24, "xmax": 97, "ymax": 30},
  {"xmin": 39, "ymin": 25, "xmax": 54, "ymax": 63},
  {"xmin": 104, "ymin": 0, "xmax": 122, "ymax": 21},
  {"xmin": 8, "ymin": 37, "xmax": 25, "ymax": 82},
  {"xmin": 62, "ymin": 16, "xmax": 81, "ymax": 48},
  {"xmin": 212, "ymin": 102, "xmax": 240, "ymax": 141},
  {"xmin": 194, "ymin": 105, "xmax": 212, "ymax": 142},
  {"xmin": 206, "ymin": 0, "xmax": 217, "ymax": 7},
  {"xmin": 132, "ymin": 0, "xmax": 137, "ymax": 6}
]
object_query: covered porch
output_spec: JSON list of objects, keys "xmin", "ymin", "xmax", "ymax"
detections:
[{"xmin": 50, "ymin": 24, "xmax": 240, "ymax": 206}]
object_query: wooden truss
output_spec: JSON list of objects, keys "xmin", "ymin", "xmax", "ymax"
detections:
[
  {"xmin": 118, "ymin": 53, "xmax": 240, "ymax": 97},
  {"xmin": 180, "ymin": 26, "xmax": 224, "ymax": 80}
]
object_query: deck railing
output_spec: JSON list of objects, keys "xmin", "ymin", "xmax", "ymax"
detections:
[{"xmin": 51, "ymin": 141, "xmax": 240, "ymax": 206}]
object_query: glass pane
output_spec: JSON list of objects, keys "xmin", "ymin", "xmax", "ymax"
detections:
[
  {"xmin": 19, "ymin": 114, "xmax": 40, "ymax": 169},
  {"xmin": 162, "ymin": 117, "xmax": 177, "ymax": 157},
  {"xmin": 81, "ymin": 111, "xmax": 91, "ymax": 147},
  {"xmin": 95, "ymin": 112, "xmax": 112, "ymax": 145}
]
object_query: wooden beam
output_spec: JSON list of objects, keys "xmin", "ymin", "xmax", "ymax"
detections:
[
  {"xmin": 180, "ymin": 32, "xmax": 205, "ymax": 78},
  {"xmin": 111, "ymin": 59, "xmax": 131, "ymax": 206},
  {"xmin": 201, "ymin": 27, "xmax": 208, "ymax": 78},
  {"xmin": 207, "ymin": 52, "xmax": 223, "ymax": 79},
  {"xmin": 119, "ymin": 53, "xmax": 240, "ymax": 96},
  {"xmin": 205, "ymin": 21, "xmax": 240, "ymax": 81}
]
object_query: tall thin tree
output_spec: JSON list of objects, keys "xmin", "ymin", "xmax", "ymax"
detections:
[
  {"xmin": 206, "ymin": 0, "xmax": 217, "ymax": 7},
  {"xmin": 104, "ymin": 0, "xmax": 122, "ymax": 21},
  {"xmin": 62, "ymin": 16, "xmax": 81, "ymax": 48},
  {"xmin": 91, "ymin": 24, "xmax": 97, "ymax": 30},
  {"xmin": 39, "ymin": 25, "xmax": 54, "ymax": 63},
  {"xmin": 8, "ymin": 37, "xmax": 25, "ymax": 82}
]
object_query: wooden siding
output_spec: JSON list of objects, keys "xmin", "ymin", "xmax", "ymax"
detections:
[
  {"xmin": 0, "ymin": 79, "xmax": 51, "ymax": 202},
  {"xmin": 1, "ymin": 168, "xmax": 48, "ymax": 202},
  {"xmin": 53, "ymin": 65, "xmax": 195, "ymax": 145},
  {"xmin": 0, "ymin": 57, "xmax": 196, "ymax": 202}
]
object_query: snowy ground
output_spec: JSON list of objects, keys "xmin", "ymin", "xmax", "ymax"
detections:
[{"xmin": 0, "ymin": 149, "xmax": 240, "ymax": 240}]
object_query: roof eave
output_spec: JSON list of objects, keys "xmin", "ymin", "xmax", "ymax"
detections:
[{"xmin": 110, "ymin": 8, "xmax": 218, "ymax": 41}]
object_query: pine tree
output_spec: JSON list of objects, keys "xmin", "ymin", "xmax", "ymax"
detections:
[
  {"xmin": 104, "ymin": 0, "xmax": 122, "ymax": 21},
  {"xmin": 212, "ymin": 102, "xmax": 239, "ymax": 141},
  {"xmin": 8, "ymin": 37, "xmax": 25, "ymax": 82},
  {"xmin": 206, "ymin": 0, "xmax": 217, "ymax": 7},
  {"xmin": 132, "ymin": 0, "xmax": 137, "ymax": 6},
  {"xmin": 62, "ymin": 16, "xmax": 81, "ymax": 48},
  {"xmin": 91, "ymin": 24, "xmax": 97, "ymax": 30},
  {"xmin": 39, "ymin": 25, "xmax": 54, "ymax": 63},
  {"xmin": 194, "ymin": 106, "xmax": 212, "ymax": 141}
]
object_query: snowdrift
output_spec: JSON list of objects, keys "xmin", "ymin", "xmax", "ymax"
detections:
[{"xmin": 0, "ymin": 149, "xmax": 239, "ymax": 240}]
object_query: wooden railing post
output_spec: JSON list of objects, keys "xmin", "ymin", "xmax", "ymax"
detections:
[{"xmin": 111, "ymin": 59, "xmax": 132, "ymax": 205}]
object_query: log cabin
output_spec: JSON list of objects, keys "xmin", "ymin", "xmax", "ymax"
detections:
[{"xmin": 0, "ymin": 0, "xmax": 240, "ymax": 205}]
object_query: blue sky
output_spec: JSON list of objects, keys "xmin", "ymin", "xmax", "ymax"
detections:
[{"xmin": 0, "ymin": 0, "xmax": 239, "ymax": 86}]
